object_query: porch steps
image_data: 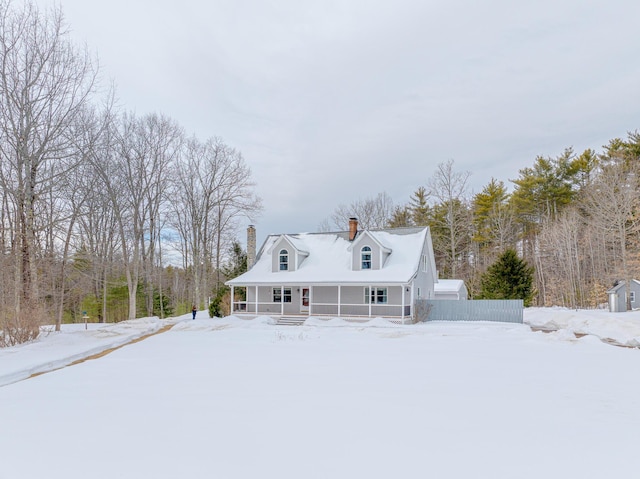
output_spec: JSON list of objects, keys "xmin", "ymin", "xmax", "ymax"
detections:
[{"xmin": 276, "ymin": 316, "xmax": 307, "ymax": 326}]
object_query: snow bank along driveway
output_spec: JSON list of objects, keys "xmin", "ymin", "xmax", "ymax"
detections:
[{"xmin": 0, "ymin": 316, "xmax": 171, "ymax": 387}]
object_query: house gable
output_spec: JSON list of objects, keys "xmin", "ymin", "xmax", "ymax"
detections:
[
  {"xmin": 348, "ymin": 231, "xmax": 392, "ymax": 271},
  {"xmin": 267, "ymin": 235, "xmax": 309, "ymax": 273}
]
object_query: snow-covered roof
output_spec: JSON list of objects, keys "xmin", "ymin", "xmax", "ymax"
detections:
[
  {"xmin": 606, "ymin": 279, "xmax": 640, "ymax": 294},
  {"xmin": 227, "ymin": 227, "xmax": 429, "ymax": 286},
  {"xmin": 434, "ymin": 279, "xmax": 466, "ymax": 293},
  {"xmin": 266, "ymin": 234, "xmax": 309, "ymax": 257}
]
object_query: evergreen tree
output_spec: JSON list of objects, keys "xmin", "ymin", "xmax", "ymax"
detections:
[
  {"xmin": 472, "ymin": 178, "xmax": 511, "ymax": 248},
  {"xmin": 601, "ymin": 131, "xmax": 640, "ymax": 168},
  {"xmin": 510, "ymin": 148, "xmax": 579, "ymax": 226},
  {"xmin": 570, "ymin": 149, "xmax": 598, "ymax": 192},
  {"xmin": 409, "ymin": 186, "xmax": 430, "ymax": 226},
  {"xmin": 210, "ymin": 241, "xmax": 248, "ymax": 318},
  {"xmin": 388, "ymin": 205, "xmax": 413, "ymax": 228},
  {"xmin": 479, "ymin": 249, "xmax": 535, "ymax": 306},
  {"xmin": 221, "ymin": 241, "xmax": 247, "ymax": 281}
]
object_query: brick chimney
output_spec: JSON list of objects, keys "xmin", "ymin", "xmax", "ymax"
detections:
[
  {"xmin": 247, "ymin": 225, "xmax": 256, "ymax": 269},
  {"xmin": 348, "ymin": 217, "xmax": 358, "ymax": 241}
]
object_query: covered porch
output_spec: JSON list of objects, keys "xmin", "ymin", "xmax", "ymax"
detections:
[{"xmin": 230, "ymin": 283, "xmax": 413, "ymax": 322}]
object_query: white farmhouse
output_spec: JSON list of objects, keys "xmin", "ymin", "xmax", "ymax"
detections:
[{"xmin": 227, "ymin": 218, "xmax": 438, "ymax": 321}]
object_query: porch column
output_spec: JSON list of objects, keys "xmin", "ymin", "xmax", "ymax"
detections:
[
  {"xmin": 401, "ymin": 285, "xmax": 405, "ymax": 325},
  {"xmin": 411, "ymin": 282, "xmax": 415, "ymax": 319},
  {"xmin": 309, "ymin": 286, "xmax": 313, "ymax": 315},
  {"xmin": 255, "ymin": 286, "xmax": 258, "ymax": 314},
  {"xmin": 281, "ymin": 285, "xmax": 284, "ymax": 315},
  {"xmin": 368, "ymin": 285, "xmax": 372, "ymax": 317},
  {"xmin": 338, "ymin": 285, "xmax": 342, "ymax": 317},
  {"xmin": 230, "ymin": 285, "xmax": 235, "ymax": 314}
]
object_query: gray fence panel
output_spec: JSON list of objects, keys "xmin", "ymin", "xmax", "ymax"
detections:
[{"xmin": 415, "ymin": 299, "xmax": 523, "ymax": 324}]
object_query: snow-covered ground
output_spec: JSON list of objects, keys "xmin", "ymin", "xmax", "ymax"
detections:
[{"xmin": 1, "ymin": 308, "xmax": 640, "ymax": 478}]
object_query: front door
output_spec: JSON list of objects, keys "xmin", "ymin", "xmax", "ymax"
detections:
[{"xmin": 301, "ymin": 288, "xmax": 310, "ymax": 313}]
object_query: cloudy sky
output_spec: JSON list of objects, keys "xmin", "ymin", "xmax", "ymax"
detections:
[{"xmin": 38, "ymin": 0, "xmax": 640, "ymax": 243}]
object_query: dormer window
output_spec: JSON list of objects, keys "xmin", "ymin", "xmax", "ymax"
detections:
[
  {"xmin": 279, "ymin": 249, "xmax": 289, "ymax": 271},
  {"xmin": 361, "ymin": 246, "xmax": 372, "ymax": 270}
]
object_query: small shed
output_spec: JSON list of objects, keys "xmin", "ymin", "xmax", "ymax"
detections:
[
  {"xmin": 607, "ymin": 280, "xmax": 640, "ymax": 312},
  {"xmin": 434, "ymin": 279, "xmax": 468, "ymax": 300}
]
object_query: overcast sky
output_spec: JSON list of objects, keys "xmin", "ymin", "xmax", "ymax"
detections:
[{"xmin": 38, "ymin": 0, "xmax": 640, "ymax": 244}]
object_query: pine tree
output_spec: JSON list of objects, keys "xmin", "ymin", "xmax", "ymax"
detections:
[
  {"xmin": 221, "ymin": 241, "xmax": 247, "ymax": 281},
  {"xmin": 472, "ymin": 178, "xmax": 511, "ymax": 249},
  {"xmin": 479, "ymin": 249, "xmax": 535, "ymax": 306},
  {"xmin": 210, "ymin": 241, "xmax": 248, "ymax": 318},
  {"xmin": 388, "ymin": 205, "xmax": 413, "ymax": 228},
  {"xmin": 409, "ymin": 186, "xmax": 430, "ymax": 226}
]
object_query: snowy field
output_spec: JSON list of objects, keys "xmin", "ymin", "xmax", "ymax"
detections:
[{"xmin": 2, "ymin": 308, "xmax": 640, "ymax": 478}]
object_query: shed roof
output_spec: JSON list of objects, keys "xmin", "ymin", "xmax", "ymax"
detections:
[
  {"xmin": 606, "ymin": 279, "xmax": 640, "ymax": 294},
  {"xmin": 434, "ymin": 279, "xmax": 466, "ymax": 293}
]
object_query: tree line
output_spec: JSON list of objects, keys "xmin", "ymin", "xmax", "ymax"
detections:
[
  {"xmin": 324, "ymin": 133, "xmax": 640, "ymax": 309},
  {"xmin": 0, "ymin": 1, "xmax": 261, "ymax": 345}
]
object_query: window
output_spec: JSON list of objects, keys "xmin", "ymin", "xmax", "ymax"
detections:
[
  {"xmin": 421, "ymin": 254, "xmax": 427, "ymax": 272},
  {"xmin": 273, "ymin": 288, "xmax": 292, "ymax": 303},
  {"xmin": 279, "ymin": 249, "xmax": 289, "ymax": 271},
  {"xmin": 361, "ymin": 246, "xmax": 372, "ymax": 269},
  {"xmin": 365, "ymin": 287, "xmax": 388, "ymax": 304},
  {"xmin": 631, "ymin": 291, "xmax": 636, "ymax": 303}
]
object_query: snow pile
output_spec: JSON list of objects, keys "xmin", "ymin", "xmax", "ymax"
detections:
[
  {"xmin": 0, "ymin": 316, "xmax": 170, "ymax": 387},
  {"xmin": 525, "ymin": 307, "xmax": 640, "ymax": 347},
  {"xmin": 304, "ymin": 316, "xmax": 351, "ymax": 327}
]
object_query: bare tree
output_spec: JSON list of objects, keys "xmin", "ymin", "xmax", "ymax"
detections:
[
  {"xmin": 427, "ymin": 160, "xmax": 471, "ymax": 278},
  {"xmin": 136, "ymin": 114, "xmax": 183, "ymax": 316},
  {"xmin": 210, "ymin": 143, "xmax": 261, "ymax": 289},
  {"xmin": 538, "ymin": 208, "xmax": 585, "ymax": 307},
  {"xmin": 171, "ymin": 137, "xmax": 261, "ymax": 308},
  {"xmin": 76, "ymin": 110, "xmax": 122, "ymax": 323},
  {"xmin": 584, "ymin": 161, "xmax": 640, "ymax": 309},
  {"xmin": 95, "ymin": 112, "xmax": 182, "ymax": 320},
  {"xmin": 330, "ymin": 192, "xmax": 395, "ymax": 230},
  {"xmin": 63, "ymin": 102, "xmax": 117, "ymax": 326},
  {"xmin": 0, "ymin": 0, "xmax": 97, "ymax": 341}
]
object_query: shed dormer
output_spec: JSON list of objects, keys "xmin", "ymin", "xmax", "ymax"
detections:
[
  {"xmin": 268, "ymin": 235, "xmax": 309, "ymax": 272},
  {"xmin": 348, "ymin": 231, "xmax": 392, "ymax": 271}
]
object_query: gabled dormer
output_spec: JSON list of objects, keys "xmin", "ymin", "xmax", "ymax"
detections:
[
  {"xmin": 267, "ymin": 235, "xmax": 309, "ymax": 272},
  {"xmin": 348, "ymin": 230, "xmax": 392, "ymax": 271}
]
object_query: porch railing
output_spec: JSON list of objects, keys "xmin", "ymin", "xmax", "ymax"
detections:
[{"xmin": 232, "ymin": 301, "xmax": 411, "ymax": 318}]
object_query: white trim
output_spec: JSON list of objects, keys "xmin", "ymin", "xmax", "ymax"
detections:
[
  {"xmin": 361, "ymin": 245, "xmax": 372, "ymax": 270},
  {"xmin": 347, "ymin": 230, "xmax": 392, "ymax": 254},
  {"xmin": 401, "ymin": 285, "xmax": 405, "ymax": 325},
  {"xmin": 279, "ymin": 249, "xmax": 289, "ymax": 271},
  {"xmin": 301, "ymin": 286, "xmax": 310, "ymax": 313}
]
